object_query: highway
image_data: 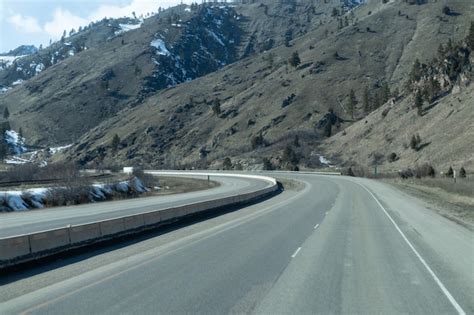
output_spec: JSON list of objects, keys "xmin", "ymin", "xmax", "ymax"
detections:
[
  {"xmin": 0, "ymin": 173, "xmax": 271, "ymax": 238},
  {"xmin": 1, "ymin": 172, "xmax": 473, "ymax": 314}
]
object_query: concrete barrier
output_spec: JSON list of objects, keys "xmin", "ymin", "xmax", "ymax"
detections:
[
  {"xmin": 160, "ymin": 207, "xmax": 180, "ymax": 221},
  {"xmin": 100, "ymin": 218, "xmax": 125, "ymax": 237},
  {"xmin": 0, "ymin": 235, "xmax": 30, "ymax": 261},
  {"xmin": 70, "ymin": 223, "xmax": 101, "ymax": 244},
  {"xmin": 29, "ymin": 228, "xmax": 69, "ymax": 253},
  {"xmin": 1, "ymin": 172, "xmax": 279, "ymax": 268},
  {"xmin": 123, "ymin": 214, "xmax": 145, "ymax": 230},
  {"xmin": 143, "ymin": 211, "xmax": 161, "ymax": 226}
]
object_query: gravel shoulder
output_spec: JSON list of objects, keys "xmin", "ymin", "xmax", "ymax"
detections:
[{"xmin": 383, "ymin": 178, "xmax": 474, "ymax": 230}]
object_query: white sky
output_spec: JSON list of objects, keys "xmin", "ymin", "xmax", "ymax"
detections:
[{"xmin": 0, "ymin": 0, "xmax": 197, "ymax": 53}]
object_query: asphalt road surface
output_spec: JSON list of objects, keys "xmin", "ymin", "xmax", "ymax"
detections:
[
  {"xmin": 1, "ymin": 172, "xmax": 472, "ymax": 314},
  {"xmin": 0, "ymin": 174, "xmax": 271, "ymax": 238}
]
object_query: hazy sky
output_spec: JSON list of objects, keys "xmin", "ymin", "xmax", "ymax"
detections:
[{"xmin": 0, "ymin": 0, "xmax": 196, "ymax": 53}]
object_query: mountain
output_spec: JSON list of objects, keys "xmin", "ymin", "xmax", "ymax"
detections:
[
  {"xmin": 1, "ymin": 0, "xmax": 473, "ymax": 172},
  {"xmin": 0, "ymin": 45, "xmax": 38, "ymax": 57},
  {"xmin": 0, "ymin": 0, "xmax": 338, "ymax": 145},
  {"xmin": 0, "ymin": 45, "xmax": 38, "ymax": 87}
]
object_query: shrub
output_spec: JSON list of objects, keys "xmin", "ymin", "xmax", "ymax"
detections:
[
  {"xmin": 399, "ymin": 168, "xmax": 415, "ymax": 179},
  {"xmin": 234, "ymin": 162, "xmax": 243, "ymax": 171},
  {"xmin": 223, "ymin": 157, "xmax": 232, "ymax": 170},
  {"xmin": 414, "ymin": 163, "xmax": 436, "ymax": 178},
  {"xmin": 45, "ymin": 185, "xmax": 91, "ymax": 207},
  {"xmin": 445, "ymin": 166, "xmax": 454, "ymax": 177},
  {"xmin": 388, "ymin": 152, "xmax": 398, "ymax": 162},
  {"xmin": 111, "ymin": 134, "xmax": 121, "ymax": 151},
  {"xmin": 347, "ymin": 167, "xmax": 355, "ymax": 177},
  {"xmin": 288, "ymin": 51, "xmax": 301, "ymax": 67},
  {"xmin": 262, "ymin": 158, "xmax": 274, "ymax": 170},
  {"xmin": 132, "ymin": 168, "xmax": 159, "ymax": 188},
  {"xmin": 459, "ymin": 167, "xmax": 467, "ymax": 178},
  {"xmin": 410, "ymin": 134, "xmax": 421, "ymax": 151},
  {"xmin": 211, "ymin": 98, "xmax": 221, "ymax": 116},
  {"xmin": 282, "ymin": 146, "xmax": 299, "ymax": 166},
  {"xmin": 251, "ymin": 133, "xmax": 265, "ymax": 149},
  {"xmin": 442, "ymin": 6, "xmax": 451, "ymax": 15}
]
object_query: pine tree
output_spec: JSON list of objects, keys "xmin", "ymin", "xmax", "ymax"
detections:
[
  {"xmin": 111, "ymin": 134, "xmax": 121, "ymax": 151},
  {"xmin": 467, "ymin": 21, "xmax": 474, "ymax": 51},
  {"xmin": 425, "ymin": 77, "xmax": 441, "ymax": 103},
  {"xmin": 211, "ymin": 98, "xmax": 221, "ymax": 116},
  {"xmin": 0, "ymin": 141, "xmax": 8, "ymax": 160},
  {"xmin": 446, "ymin": 166, "xmax": 454, "ymax": 177},
  {"xmin": 410, "ymin": 135, "xmax": 418, "ymax": 150},
  {"xmin": 282, "ymin": 145, "xmax": 298, "ymax": 166},
  {"xmin": 363, "ymin": 86, "xmax": 370, "ymax": 115},
  {"xmin": 293, "ymin": 135, "xmax": 300, "ymax": 147},
  {"xmin": 3, "ymin": 107, "xmax": 9, "ymax": 120},
  {"xmin": 324, "ymin": 122, "xmax": 332, "ymax": 138},
  {"xmin": 381, "ymin": 82, "xmax": 391, "ymax": 104},
  {"xmin": 459, "ymin": 167, "xmax": 467, "ymax": 178},
  {"xmin": 267, "ymin": 52, "xmax": 274, "ymax": 69},
  {"xmin": 347, "ymin": 89, "xmax": 357, "ymax": 119},
  {"xmin": 408, "ymin": 59, "xmax": 422, "ymax": 90},
  {"xmin": 347, "ymin": 167, "xmax": 355, "ymax": 177},
  {"xmin": 415, "ymin": 90, "xmax": 423, "ymax": 116},
  {"xmin": 223, "ymin": 157, "xmax": 232, "ymax": 170},
  {"xmin": 262, "ymin": 158, "xmax": 273, "ymax": 170},
  {"xmin": 288, "ymin": 51, "xmax": 301, "ymax": 67},
  {"xmin": 251, "ymin": 132, "xmax": 265, "ymax": 149}
]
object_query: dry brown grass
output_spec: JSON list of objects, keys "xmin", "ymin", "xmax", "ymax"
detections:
[
  {"xmin": 386, "ymin": 177, "xmax": 474, "ymax": 229},
  {"xmin": 325, "ymin": 86, "xmax": 474, "ymax": 171},
  {"xmin": 151, "ymin": 176, "xmax": 219, "ymax": 196}
]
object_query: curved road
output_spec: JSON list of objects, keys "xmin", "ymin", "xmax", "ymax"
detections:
[
  {"xmin": 1, "ymin": 172, "xmax": 473, "ymax": 314},
  {"xmin": 0, "ymin": 173, "xmax": 271, "ymax": 238}
]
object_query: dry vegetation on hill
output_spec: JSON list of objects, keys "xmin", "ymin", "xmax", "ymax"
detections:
[{"xmin": 0, "ymin": 0, "xmax": 472, "ymax": 175}]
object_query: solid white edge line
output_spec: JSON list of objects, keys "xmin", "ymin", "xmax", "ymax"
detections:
[
  {"xmin": 357, "ymin": 182, "xmax": 466, "ymax": 315},
  {"xmin": 291, "ymin": 247, "xmax": 302, "ymax": 258},
  {"xmin": 314, "ymin": 224, "xmax": 320, "ymax": 229}
]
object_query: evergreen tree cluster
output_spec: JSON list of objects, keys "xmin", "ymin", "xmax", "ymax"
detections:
[{"xmin": 407, "ymin": 22, "xmax": 473, "ymax": 104}]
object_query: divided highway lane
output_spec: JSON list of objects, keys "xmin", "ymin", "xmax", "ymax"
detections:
[
  {"xmin": 0, "ymin": 173, "xmax": 272, "ymax": 238},
  {"xmin": 1, "ymin": 173, "xmax": 473, "ymax": 314}
]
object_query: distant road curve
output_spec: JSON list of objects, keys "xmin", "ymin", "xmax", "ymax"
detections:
[{"xmin": 0, "ymin": 171, "xmax": 276, "ymax": 238}]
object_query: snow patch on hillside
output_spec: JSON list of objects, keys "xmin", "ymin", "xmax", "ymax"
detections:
[
  {"xmin": 0, "ymin": 55, "xmax": 27, "ymax": 70},
  {"xmin": 4, "ymin": 156, "xmax": 31, "ymax": 165},
  {"xmin": 12, "ymin": 79, "xmax": 24, "ymax": 86},
  {"xmin": 319, "ymin": 155, "xmax": 331, "ymax": 165},
  {"xmin": 49, "ymin": 144, "xmax": 72, "ymax": 154},
  {"xmin": 150, "ymin": 39, "xmax": 170, "ymax": 56},
  {"xmin": 4, "ymin": 130, "xmax": 26, "ymax": 155},
  {"xmin": 115, "ymin": 22, "xmax": 142, "ymax": 35},
  {"xmin": 0, "ymin": 86, "xmax": 12, "ymax": 94},
  {"xmin": 207, "ymin": 30, "xmax": 224, "ymax": 46}
]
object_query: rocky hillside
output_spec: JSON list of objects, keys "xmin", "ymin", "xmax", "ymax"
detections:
[
  {"xmin": 326, "ymin": 20, "xmax": 474, "ymax": 171},
  {"xmin": 1, "ymin": 0, "xmax": 473, "ymax": 172},
  {"xmin": 0, "ymin": 0, "xmax": 339, "ymax": 146}
]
